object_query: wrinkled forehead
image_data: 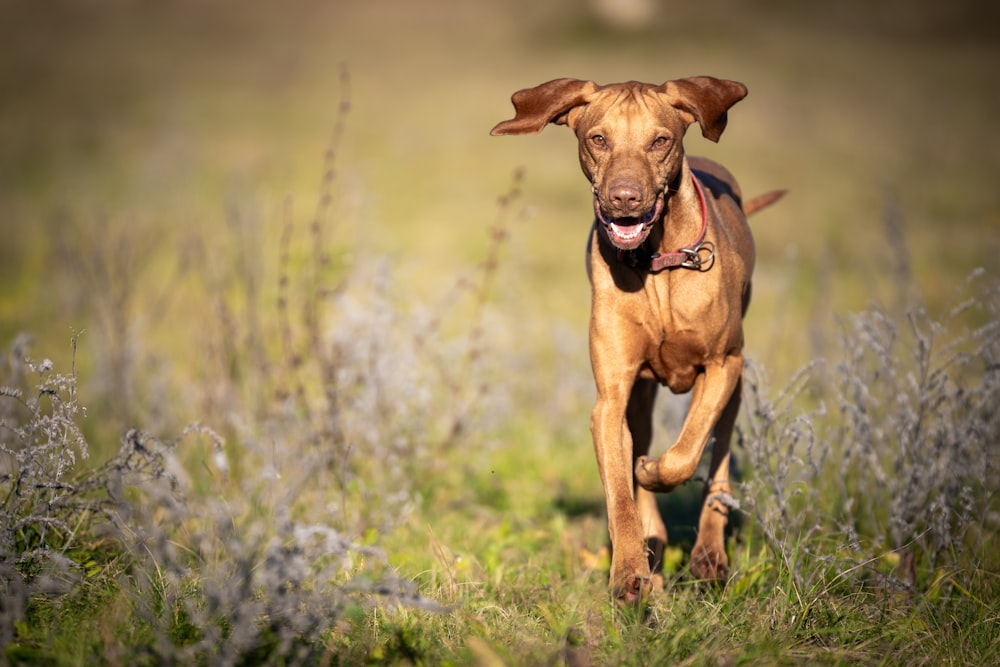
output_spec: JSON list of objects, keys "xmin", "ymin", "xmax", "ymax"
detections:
[{"xmin": 575, "ymin": 82, "xmax": 680, "ymax": 132}]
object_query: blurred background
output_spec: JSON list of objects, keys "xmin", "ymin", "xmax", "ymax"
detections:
[{"xmin": 1, "ymin": 0, "xmax": 997, "ymax": 447}]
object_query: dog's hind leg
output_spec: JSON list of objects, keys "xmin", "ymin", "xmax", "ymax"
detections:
[{"xmin": 690, "ymin": 377, "xmax": 740, "ymax": 582}]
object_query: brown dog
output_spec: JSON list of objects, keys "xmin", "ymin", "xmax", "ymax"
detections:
[{"xmin": 492, "ymin": 77, "xmax": 783, "ymax": 603}]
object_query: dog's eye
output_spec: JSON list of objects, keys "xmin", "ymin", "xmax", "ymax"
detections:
[
  {"xmin": 651, "ymin": 136, "xmax": 671, "ymax": 149},
  {"xmin": 590, "ymin": 134, "xmax": 606, "ymax": 147}
]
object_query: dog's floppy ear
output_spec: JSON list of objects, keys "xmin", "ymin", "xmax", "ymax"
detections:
[
  {"xmin": 491, "ymin": 78, "xmax": 599, "ymax": 136},
  {"xmin": 659, "ymin": 77, "xmax": 748, "ymax": 142}
]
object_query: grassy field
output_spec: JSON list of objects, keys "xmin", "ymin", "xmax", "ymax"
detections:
[{"xmin": 2, "ymin": 0, "xmax": 998, "ymax": 664}]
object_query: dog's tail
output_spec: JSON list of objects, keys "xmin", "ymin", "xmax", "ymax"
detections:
[{"xmin": 743, "ymin": 189, "xmax": 787, "ymax": 217}]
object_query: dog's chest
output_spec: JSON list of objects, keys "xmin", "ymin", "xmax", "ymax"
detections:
[
  {"xmin": 590, "ymin": 231, "xmax": 746, "ymax": 393},
  {"xmin": 636, "ymin": 276, "xmax": 735, "ymax": 392}
]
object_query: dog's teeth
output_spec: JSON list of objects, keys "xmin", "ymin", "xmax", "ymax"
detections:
[{"xmin": 612, "ymin": 224, "xmax": 641, "ymax": 239}]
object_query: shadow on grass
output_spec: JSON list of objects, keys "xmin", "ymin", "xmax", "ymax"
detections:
[
  {"xmin": 551, "ymin": 457, "xmax": 743, "ymax": 555},
  {"xmin": 553, "ymin": 492, "xmax": 605, "ymax": 519}
]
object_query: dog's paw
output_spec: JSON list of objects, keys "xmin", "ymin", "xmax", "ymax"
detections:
[
  {"xmin": 613, "ymin": 573, "xmax": 650, "ymax": 605},
  {"xmin": 634, "ymin": 455, "xmax": 675, "ymax": 492},
  {"xmin": 689, "ymin": 545, "xmax": 729, "ymax": 583}
]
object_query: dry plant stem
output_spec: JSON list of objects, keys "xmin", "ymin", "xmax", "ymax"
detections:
[
  {"xmin": 469, "ymin": 168, "xmax": 523, "ymax": 353},
  {"xmin": 306, "ymin": 63, "xmax": 351, "ymax": 363},
  {"xmin": 276, "ymin": 196, "xmax": 314, "ymax": 421},
  {"xmin": 456, "ymin": 169, "xmax": 521, "ymax": 408}
]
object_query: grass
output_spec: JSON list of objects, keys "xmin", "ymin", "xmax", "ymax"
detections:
[
  {"xmin": 2, "ymin": 0, "xmax": 999, "ymax": 664},
  {"xmin": 3, "ymin": 178, "xmax": 997, "ymax": 666}
]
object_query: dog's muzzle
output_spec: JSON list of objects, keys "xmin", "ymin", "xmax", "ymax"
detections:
[{"xmin": 594, "ymin": 194, "xmax": 664, "ymax": 251}]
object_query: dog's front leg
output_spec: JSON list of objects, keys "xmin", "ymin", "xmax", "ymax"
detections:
[
  {"xmin": 626, "ymin": 378, "xmax": 668, "ymax": 586},
  {"xmin": 591, "ymin": 378, "xmax": 651, "ymax": 604},
  {"xmin": 634, "ymin": 355, "xmax": 743, "ymax": 492},
  {"xmin": 633, "ymin": 356, "xmax": 743, "ymax": 582}
]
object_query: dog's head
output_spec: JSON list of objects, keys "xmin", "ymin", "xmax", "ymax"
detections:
[{"xmin": 491, "ymin": 77, "xmax": 746, "ymax": 250}]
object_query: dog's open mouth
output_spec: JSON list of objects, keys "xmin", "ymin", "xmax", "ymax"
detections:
[{"xmin": 594, "ymin": 195, "xmax": 664, "ymax": 251}]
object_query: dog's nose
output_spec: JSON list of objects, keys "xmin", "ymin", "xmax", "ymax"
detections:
[{"xmin": 609, "ymin": 183, "xmax": 643, "ymax": 214}]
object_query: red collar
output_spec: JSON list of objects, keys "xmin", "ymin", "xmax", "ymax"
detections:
[{"xmin": 617, "ymin": 174, "xmax": 716, "ymax": 272}]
